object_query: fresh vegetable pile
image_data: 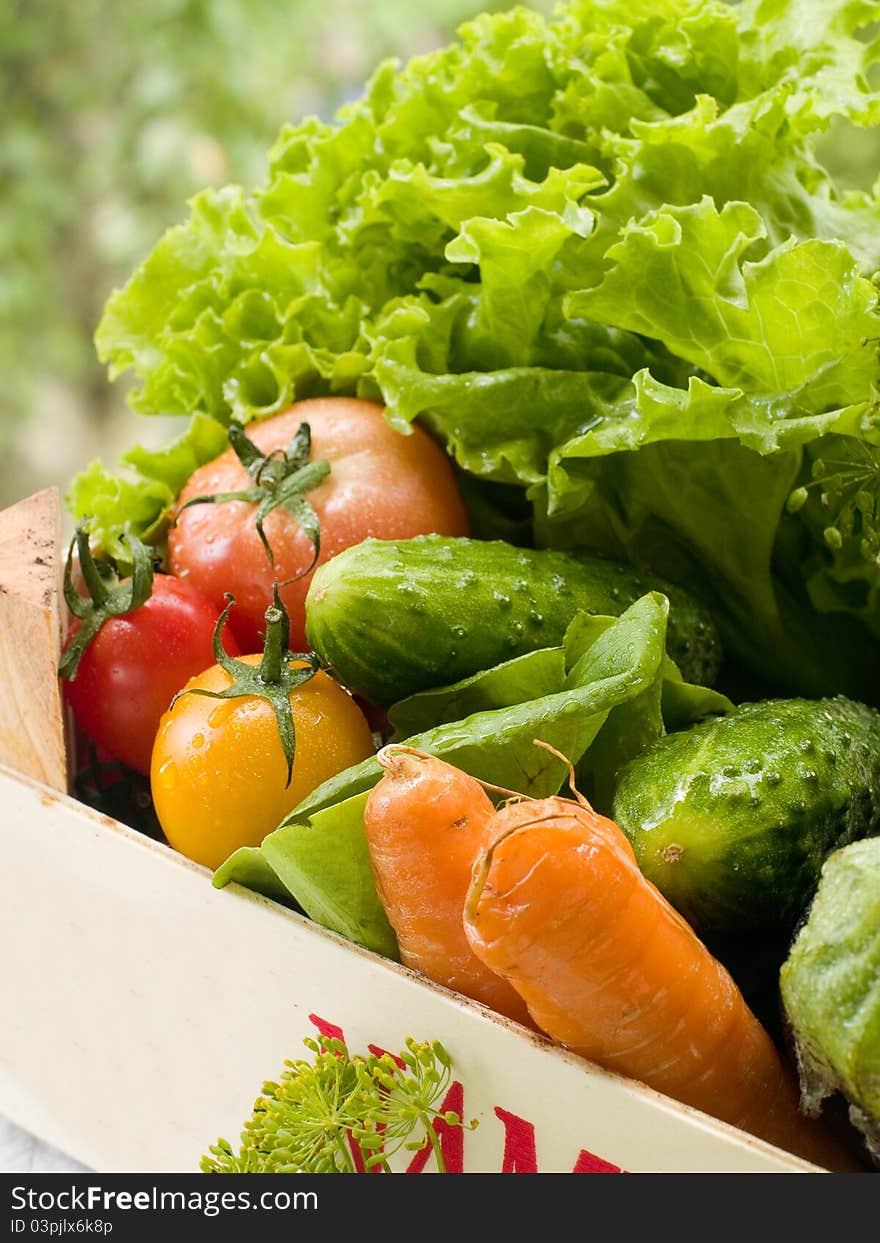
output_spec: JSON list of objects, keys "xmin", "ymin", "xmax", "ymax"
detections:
[{"xmin": 60, "ymin": 0, "xmax": 880, "ymax": 1171}]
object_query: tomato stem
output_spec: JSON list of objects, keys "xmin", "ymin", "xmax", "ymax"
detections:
[
  {"xmin": 171, "ymin": 584, "xmax": 321, "ymax": 787},
  {"xmin": 259, "ymin": 599, "xmax": 289, "ymax": 686}
]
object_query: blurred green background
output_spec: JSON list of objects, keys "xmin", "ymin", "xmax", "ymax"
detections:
[
  {"xmin": 1, "ymin": 0, "xmax": 876, "ymax": 511},
  {"xmin": 0, "ymin": 0, "xmax": 551, "ymax": 509}
]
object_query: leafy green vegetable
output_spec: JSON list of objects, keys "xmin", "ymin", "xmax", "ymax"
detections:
[
  {"xmin": 66, "ymin": 413, "xmax": 228, "ymax": 560},
  {"xmin": 210, "ymin": 847, "xmax": 295, "ymax": 908},
  {"xmin": 736, "ymin": 0, "xmax": 880, "ymax": 127},
  {"xmin": 202, "ymin": 1034, "xmax": 470, "ymax": 1173},
  {"xmin": 567, "ymin": 198, "xmax": 878, "ymax": 403},
  {"xmin": 297, "ymin": 593, "xmax": 684, "ymax": 819},
  {"xmin": 86, "ymin": 0, "xmax": 880, "ymax": 695},
  {"xmin": 388, "ymin": 646, "xmax": 567, "ymax": 738},
  {"xmin": 216, "ymin": 595, "xmax": 731, "ymax": 951},
  {"xmin": 535, "ymin": 398, "xmax": 880, "ymax": 698},
  {"xmin": 215, "ymin": 792, "xmax": 398, "ymax": 958}
]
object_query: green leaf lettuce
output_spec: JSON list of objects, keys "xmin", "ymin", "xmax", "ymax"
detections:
[{"xmin": 85, "ymin": 0, "xmax": 880, "ymax": 693}]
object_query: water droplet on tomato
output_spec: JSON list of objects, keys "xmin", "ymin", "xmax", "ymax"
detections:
[{"xmin": 156, "ymin": 760, "xmax": 178, "ymax": 791}]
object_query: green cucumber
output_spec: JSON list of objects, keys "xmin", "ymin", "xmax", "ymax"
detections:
[
  {"xmin": 304, "ymin": 535, "xmax": 721, "ymax": 705},
  {"xmin": 780, "ymin": 838, "xmax": 880, "ymax": 1160},
  {"xmin": 612, "ymin": 696, "xmax": 880, "ymax": 936}
]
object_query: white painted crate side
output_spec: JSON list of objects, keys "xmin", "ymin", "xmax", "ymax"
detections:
[{"xmin": 0, "ymin": 766, "xmax": 817, "ymax": 1174}]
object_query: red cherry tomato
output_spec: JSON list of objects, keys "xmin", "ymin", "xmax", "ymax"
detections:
[
  {"xmin": 63, "ymin": 574, "xmax": 240, "ymax": 776},
  {"xmin": 168, "ymin": 397, "xmax": 469, "ymax": 652}
]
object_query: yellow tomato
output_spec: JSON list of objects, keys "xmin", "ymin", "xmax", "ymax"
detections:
[{"xmin": 151, "ymin": 655, "xmax": 374, "ymax": 870}]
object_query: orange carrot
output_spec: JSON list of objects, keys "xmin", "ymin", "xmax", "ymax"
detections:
[
  {"xmin": 463, "ymin": 772, "xmax": 856, "ymax": 1171},
  {"xmin": 364, "ymin": 746, "xmax": 531, "ymax": 1025}
]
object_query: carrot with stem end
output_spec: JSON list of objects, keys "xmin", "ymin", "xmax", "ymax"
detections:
[
  {"xmin": 463, "ymin": 742, "xmax": 859, "ymax": 1171},
  {"xmin": 364, "ymin": 746, "xmax": 531, "ymax": 1026}
]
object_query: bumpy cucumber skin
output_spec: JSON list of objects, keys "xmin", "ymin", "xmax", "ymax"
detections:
[
  {"xmin": 781, "ymin": 838, "xmax": 880, "ymax": 1158},
  {"xmin": 304, "ymin": 535, "xmax": 721, "ymax": 706},
  {"xmin": 612, "ymin": 696, "xmax": 880, "ymax": 936}
]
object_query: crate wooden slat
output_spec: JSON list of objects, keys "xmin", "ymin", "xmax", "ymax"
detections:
[{"xmin": 0, "ymin": 488, "xmax": 67, "ymax": 791}]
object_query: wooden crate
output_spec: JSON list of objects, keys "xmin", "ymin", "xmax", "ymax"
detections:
[{"xmin": 0, "ymin": 490, "xmax": 820, "ymax": 1173}]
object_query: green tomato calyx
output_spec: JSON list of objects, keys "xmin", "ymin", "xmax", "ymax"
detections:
[
  {"xmin": 176, "ymin": 420, "xmax": 330, "ymax": 573},
  {"xmin": 59, "ymin": 524, "xmax": 155, "ymax": 682},
  {"xmin": 171, "ymin": 583, "xmax": 320, "ymax": 787}
]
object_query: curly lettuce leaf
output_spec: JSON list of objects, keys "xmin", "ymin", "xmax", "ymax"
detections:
[
  {"xmin": 89, "ymin": 0, "xmax": 880, "ymax": 694},
  {"xmin": 121, "ymin": 411, "xmax": 230, "ymax": 494},
  {"xmin": 737, "ymin": 0, "xmax": 880, "ymax": 127},
  {"xmin": 66, "ymin": 462, "xmax": 172, "ymax": 563},
  {"xmin": 568, "ymin": 198, "xmax": 880, "ymax": 405},
  {"xmin": 95, "ymin": 1, "xmax": 880, "ymax": 424},
  {"xmin": 67, "ymin": 413, "xmax": 229, "ymax": 560}
]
